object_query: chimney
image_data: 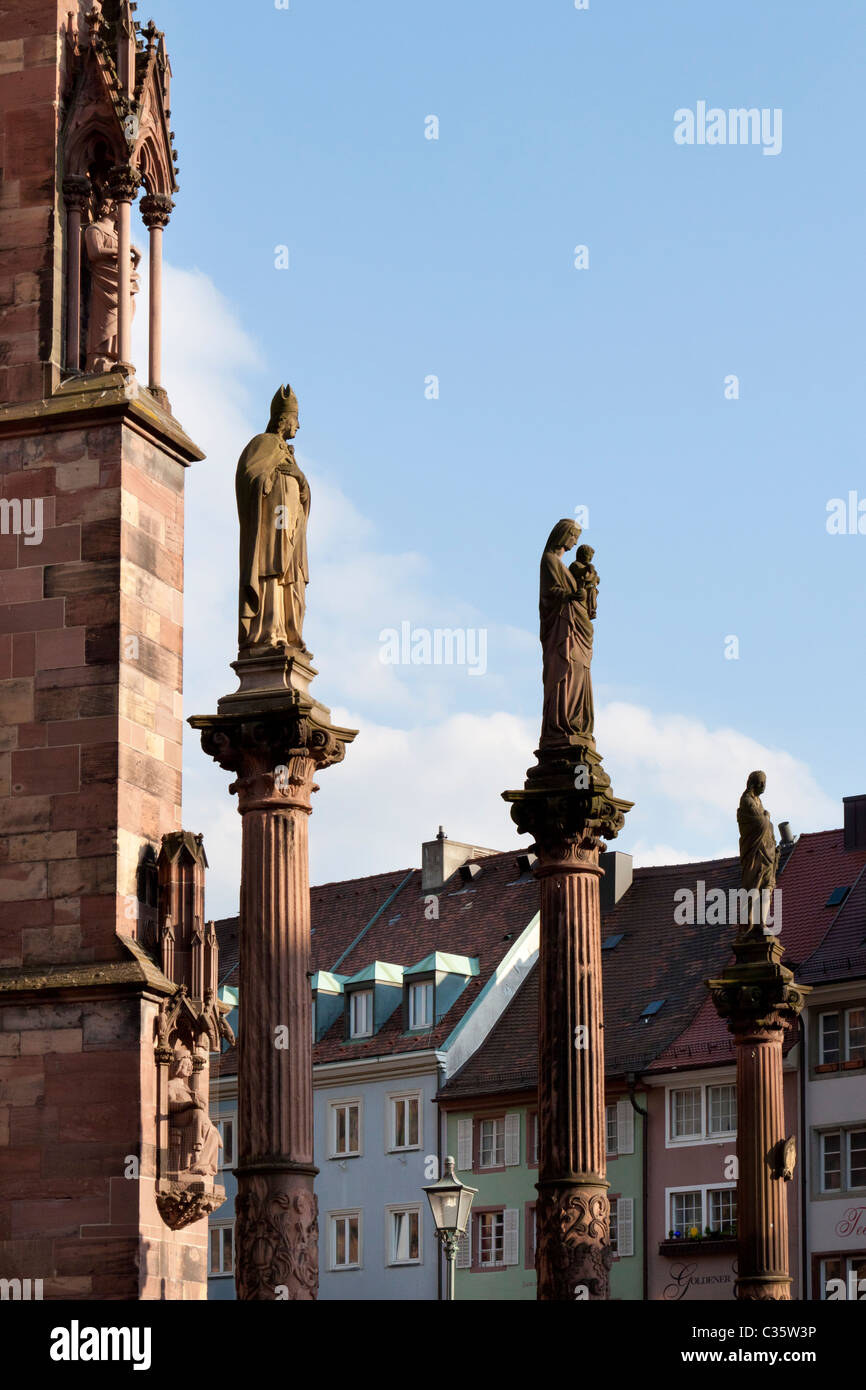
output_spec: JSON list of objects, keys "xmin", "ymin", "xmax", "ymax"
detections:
[
  {"xmin": 843, "ymin": 795, "xmax": 866, "ymax": 852},
  {"xmin": 421, "ymin": 829, "xmax": 499, "ymax": 892},
  {"xmin": 599, "ymin": 851, "xmax": 633, "ymax": 912}
]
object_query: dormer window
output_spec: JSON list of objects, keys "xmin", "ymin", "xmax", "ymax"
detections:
[
  {"xmin": 408, "ymin": 981, "xmax": 433, "ymax": 1030},
  {"xmin": 349, "ymin": 990, "xmax": 373, "ymax": 1039}
]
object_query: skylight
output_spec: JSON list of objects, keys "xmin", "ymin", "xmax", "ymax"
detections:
[
  {"xmin": 640, "ymin": 999, "xmax": 665, "ymax": 1021},
  {"xmin": 602, "ymin": 933, "xmax": 624, "ymax": 950},
  {"xmin": 826, "ymin": 886, "xmax": 850, "ymax": 907}
]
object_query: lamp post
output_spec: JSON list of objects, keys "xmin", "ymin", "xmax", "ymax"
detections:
[{"xmin": 423, "ymin": 1156, "xmax": 477, "ymax": 1301}]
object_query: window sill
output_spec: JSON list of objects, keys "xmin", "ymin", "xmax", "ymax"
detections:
[
  {"xmin": 658, "ymin": 1238, "xmax": 736, "ymax": 1257},
  {"xmin": 330, "ymin": 1265, "xmax": 362, "ymax": 1273},
  {"xmin": 329, "ymin": 1152, "xmax": 361, "ymax": 1161},
  {"xmin": 387, "ymin": 1146, "xmax": 421, "ymax": 1154}
]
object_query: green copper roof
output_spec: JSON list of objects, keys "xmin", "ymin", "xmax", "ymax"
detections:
[
  {"xmin": 404, "ymin": 951, "xmax": 480, "ymax": 978},
  {"xmin": 344, "ymin": 960, "xmax": 405, "ymax": 986},
  {"xmin": 311, "ymin": 971, "xmax": 348, "ymax": 994}
]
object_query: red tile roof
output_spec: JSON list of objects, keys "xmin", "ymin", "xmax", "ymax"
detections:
[
  {"xmin": 213, "ymin": 850, "xmax": 541, "ymax": 1075},
  {"xmin": 440, "ymin": 828, "xmax": 866, "ymax": 1099}
]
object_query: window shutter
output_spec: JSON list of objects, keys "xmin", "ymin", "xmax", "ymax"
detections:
[
  {"xmin": 457, "ymin": 1117, "xmax": 473, "ymax": 1171},
  {"xmin": 503, "ymin": 1208, "xmax": 520, "ymax": 1265},
  {"xmin": 456, "ymin": 1228, "xmax": 471, "ymax": 1268},
  {"xmin": 616, "ymin": 1097, "xmax": 635, "ymax": 1154},
  {"xmin": 505, "ymin": 1113, "xmax": 520, "ymax": 1166},
  {"xmin": 616, "ymin": 1197, "xmax": 634, "ymax": 1257}
]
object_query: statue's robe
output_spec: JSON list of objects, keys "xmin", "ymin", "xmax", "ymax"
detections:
[
  {"xmin": 235, "ymin": 434, "xmax": 309, "ymax": 650},
  {"xmin": 539, "ymin": 550, "xmax": 594, "ymax": 746},
  {"xmin": 83, "ymin": 221, "xmax": 140, "ymax": 372},
  {"xmin": 737, "ymin": 791, "xmax": 777, "ymax": 891}
]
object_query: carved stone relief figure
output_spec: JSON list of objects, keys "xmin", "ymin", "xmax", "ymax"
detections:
[
  {"xmin": 167, "ymin": 1048, "xmax": 222, "ymax": 1177},
  {"xmin": 235, "ymin": 385, "xmax": 310, "ymax": 654},
  {"xmin": 83, "ymin": 196, "xmax": 141, "ymax": 371}
]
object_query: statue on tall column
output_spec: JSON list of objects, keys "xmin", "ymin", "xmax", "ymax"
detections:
[
  {"xmin": 736, "ymin": 770, "xmax": 780, "ymax": 933},
  {"xmin": 83, "ymin": 196, "xmax": 141, "ymax": 372},
  {"xmin": 235, "ymin": 385, "xmax": 310, "ymax": 654},
  {"xmin": 539, "ymin": 518, "xmax": 597, "ymax": 748}
]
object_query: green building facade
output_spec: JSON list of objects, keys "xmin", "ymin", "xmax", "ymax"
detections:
[{"xmin": 444, "ymin": 1091, "xmax": 645, "ymax": 1300}]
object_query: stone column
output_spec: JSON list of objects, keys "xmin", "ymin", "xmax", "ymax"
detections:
[
  {"xmin": 107, "ymin": 163, "xmax": 141, "ymax": 369},
  {"xmin": 505, "ymin": 748, "xmax": 631, "ymax": 1300},
  {"xmin": 140, "ymin": 193, "xmax": 173, "ymax": 403},
  {"xmin": 191, "ymin": 696, "xmax": 355, "ymax": 1299},
  {"xmin": 62, "ymin": 175, "xmax": 90, "ymax": 371},
  {"xmin": 708, "ymin": 934, "xmax": 808, "ymax": 1300}
]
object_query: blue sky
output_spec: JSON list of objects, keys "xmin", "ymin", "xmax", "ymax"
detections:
[{"xmin": 142, "ymin": 1, "xmax": 866, "ymax": 916}]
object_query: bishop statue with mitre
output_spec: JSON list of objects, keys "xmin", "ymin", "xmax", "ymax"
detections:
[{"xmin": 235, "ymin": 384, "xmax": 311, "ymax": 654}]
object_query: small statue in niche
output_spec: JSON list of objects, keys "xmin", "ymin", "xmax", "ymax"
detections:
[
  {"xmin": 235, "ymin": 384, "xmax": 311, "ymax": 654},
  {"xmin": 167, "ymin": 1049, "xmax": 222, "ymax": 1177},
  {"xmin": 83, "ymin": 195, "xmax": 141, "ymax": 371}
]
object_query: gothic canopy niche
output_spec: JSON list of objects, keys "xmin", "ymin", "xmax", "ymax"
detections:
[{"xmin": 62, "ymin": 2, "xmax": 179, "ymax": 200}]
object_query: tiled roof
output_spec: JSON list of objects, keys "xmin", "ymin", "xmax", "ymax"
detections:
[
  {"xmin": 212, "ymin": 849, "xmax": 540, "ymax": 1074},
  {"xmin": 440, "ymin": 828, "xmax": 866, "ymax": 1099},
  {"xmin": 799, "ymin": 859, "xmax": 866, "ymax": 985}
]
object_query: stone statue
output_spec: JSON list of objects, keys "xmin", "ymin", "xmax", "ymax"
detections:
[
  {"xmin": 539, "ymin": 518, "xmax": 595, "ymax": 748},
  {"xmin": 167, "ymin": 1050, "xmax": 222, "ymax": 1177},
  {"xmin": 235, "ymin": 385, "xmax": 310, "ymax": 654},
  {"xmin": 83, "ymin": 197, "xmax": 140, "ymax": 371},
  {"xmin": 736, "ymin": 770, "xmax": 780, "ymax": 933}
]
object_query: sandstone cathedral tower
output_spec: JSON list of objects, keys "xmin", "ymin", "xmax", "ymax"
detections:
[{"xmin": 0, "ymin": 1, "xmax": 226, "ymax": 1299}]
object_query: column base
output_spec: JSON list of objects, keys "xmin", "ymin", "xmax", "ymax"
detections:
[
  {"xmin": 536, "ymin": 1179, "xmax": 612, "ymax": 1301},
  {"xmin": 735, "ymin": 1275, "xmax": 792, "ymax": 1301},
  {"xmin": 234, "ymin": 1166, "xmax": 319, "ymax": 1300}
]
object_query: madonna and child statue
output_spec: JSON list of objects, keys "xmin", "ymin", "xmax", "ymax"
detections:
[{"xmin": 539, "ymin": 518, "xmax": 599, "ymax": 753}]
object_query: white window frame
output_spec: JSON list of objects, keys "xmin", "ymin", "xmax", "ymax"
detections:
[
  {"xmin": 818, "ymin": 1124, "xmax": 866, "ymax": 1195},
  {"xmin": 209, "ymin": 1221, "xmax": 234, "ymax": 1277},
  {"xmin": 478, "ymin": 1116, "xmax": 506, "ymax": 1170},
  {"xmin": 665, "ymin": 1076, "xmax": 737, "ymax": 1147},
  {"xmin": 707, "ymin": 1083, "xmax": 737, "ymax": 1137},
  {"xmin": 329, "ymin": 1097, "xmax": 363, "ymax": 1159},
  {"xmin": 819, "ymin": 1254, "xmax": 866, "ymax": 1300},
  {"xmin": 329, "ymin": 1209, "xmax": 362, "ymax": 1271},
  {"xmin": 387, "ymin": 1090, "xmax": 421, "ymax": 1153},
  {"xmin": 605, "ymin": 1103, "xmax": 618, "ymax": 1156},
  {"xmin": 408, "ymin": 980, "xmax": 434, "ymax": 1030},
  {"xmin": 216, "ymin": 1112, "xmax": 236, "ymax": 1169},
  {"xmin": 665, "ymin": 1182, "xmax": 736, "ymax": 1237},
  {"xmin": 348, "ymin": 989, "xmax": 373, "ymax": 1039},
  {"xmin": 386, "ymin": 1204, "xmax": 423, "ymax": 1266}
]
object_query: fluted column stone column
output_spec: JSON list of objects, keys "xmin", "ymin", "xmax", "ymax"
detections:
[
  {"xmin": 191, "ymin": 701, "xmax": 355, "ymax": 1299},
  {"xmin": 505, "ymin": 745, "xmax": 631, "ymax": 1300},
  {"xmin": 62, "ymin": 175, "xmax": 90, "ymax": 371},
  {"xmin": 708, "ymin": 933, "xmax": 808, "ymax": 1300},
  {"xmin": 140, "ymin": 193, "xmax": 173, "ymax": 403},
  {"xmin": 107, "ymin": 163, "xmax": 141, "ymax": 369}
]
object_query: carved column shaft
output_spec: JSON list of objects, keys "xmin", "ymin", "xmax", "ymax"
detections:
[
  {"xmin": 191, "ymin": 705, "xmax": 355, "ymax": 1300},
  {"xmin": 62, "ymin": 176, "xmax": 90, "ymax": 370},
  {"xmin": 707, "ymin": 935, "xmax": 808, "ymax": 1302},
  {"xmin": 504, "ymin": 772, "xmax": 632, "ymax": 1303},
  {"xmin": 108, "ymin": 164, "xmax": 140, "ymax": 367},
  {"xmin": 140, "ymin": 194, "xmax": 172, "ymax": 394},
  {"xmin": 535, "ymin": 844, "xmax": 610, "ymax": 1300},
  {"xmin": 734, "ymin": 1023, "xmax": 789, "ymax": 1298}
]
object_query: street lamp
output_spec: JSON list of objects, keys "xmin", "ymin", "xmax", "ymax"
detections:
[{"xmin": 423, "ymin": 1155, "xmax": 477, "ymax": 1301}]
